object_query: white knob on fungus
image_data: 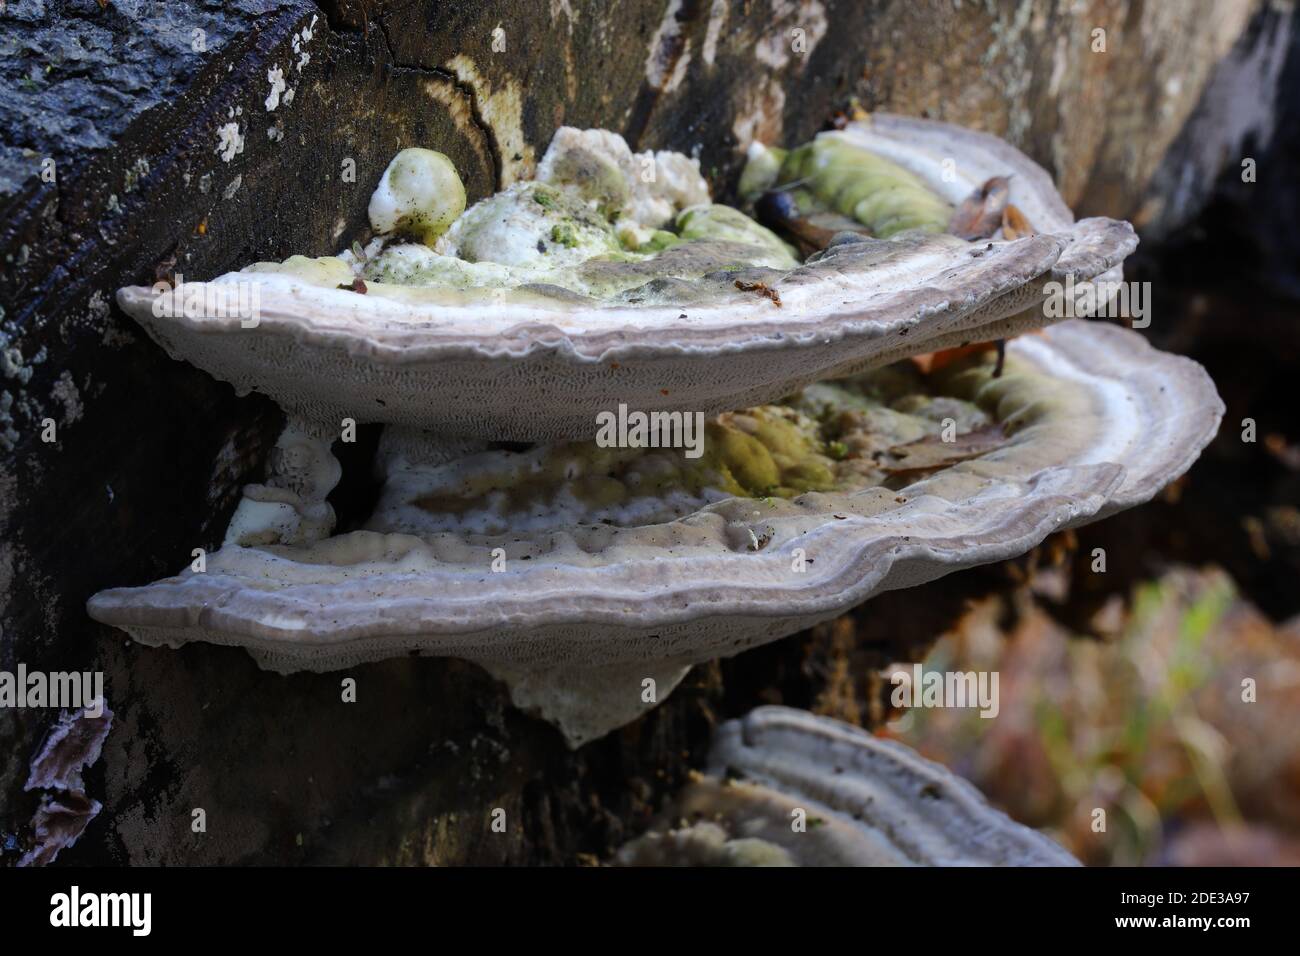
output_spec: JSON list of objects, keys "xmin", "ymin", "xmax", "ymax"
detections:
[{"xmin": 367, "ymin": 147, "xmax": 466, "ymax": 245}]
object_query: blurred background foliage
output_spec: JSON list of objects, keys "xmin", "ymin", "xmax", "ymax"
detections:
[{"xmin": 883, "ymin": 566, "xmax": 1300, "ymax": 865}]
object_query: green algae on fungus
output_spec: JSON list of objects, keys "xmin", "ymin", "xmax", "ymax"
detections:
[
  {"xmin": 762, "ymin": 135, "xmax": 954, "ymax": 238},
  {"xmin": 238, "ymin": 122, "xmax": 1050, "ymax": 313},
  {"xmin": 533, "ymin": 135, "xmax": 631, "ymax": 219},
  {"xmin": 245, "ymin": 254, "xmax": 357, "ymax": 288},
  {"xmin": 439, "ymin": 181, "xmax": 623, "ymax": 267},
  {"xmin": 737, "ymin": 142, "xmax": 787, "ymax": 206},
  {"xmin": 367, "ymin": 360, "xmax": 998, "ymax": 537},
  {"xmin": 378, "ymin": 405, "xmax": 837, "ymax": 537},
  {"xmin": 263, "ymin": 128, "xmax": 800, "ymax": 304},
  {"xmin": 676, "ymin": 205, "xmax": 799, "ymax": 268}
]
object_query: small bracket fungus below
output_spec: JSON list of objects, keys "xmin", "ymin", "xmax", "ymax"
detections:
[
  {"xmin": 617, "ymin": 707, "xmax": 1079, "ymax": 866},
  {"xmin": 223, "ymin": 419, "xmax": 343, "ymax": 547}
]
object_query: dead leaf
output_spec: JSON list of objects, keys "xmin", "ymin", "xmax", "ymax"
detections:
[
  {"xmin": 909, "ymin": 341, "xmax": 999, "ymax": 374},
  {"xmin": 882, "ymin": 424, "xmax": 1006, "ymax": 478},
  {"xmin": 949, "ymin": 176, "xmax": 1011, "ymax": 240},
  {"xmin": 756, "ymin": 190, "xmax": 870, "ymax": 257},
  {"xmin": 1001, "ymin": 203, "xmax": 1035, "ymax": 239}
]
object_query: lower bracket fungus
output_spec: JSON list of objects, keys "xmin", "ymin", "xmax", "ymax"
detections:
[
  {"xmin": 88, "ymin": 321, "xmax": 1221, "ymax": 746},
  {"xmin": 616, "ymin": 706, "xmax": 1079, "ymax": 866}
]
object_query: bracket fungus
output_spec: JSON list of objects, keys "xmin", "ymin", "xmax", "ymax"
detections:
[
  {"xmin": 89, "ymin": 321, "xmax": 1220, "ymax": 746},
  {"xmin": 90, "ymin": 115, "xmax": 1221, "ymax": 748},
  {"xmin": 617, "ymin": 707, "xmax": 1079, "ymax": 866},
  {"xmin": 113, "ymin": 117, "xmax": 1136, "ymax": 441}
]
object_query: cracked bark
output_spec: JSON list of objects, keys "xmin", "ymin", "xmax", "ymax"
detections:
[{"xmin": 374, "ymin": 17, "xmax": 506, "ymax": 191}]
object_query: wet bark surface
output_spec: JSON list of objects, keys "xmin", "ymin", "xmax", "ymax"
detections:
[{"xmin": 0, "ymin": 0, "xmax": 1294, "ymax": 864}]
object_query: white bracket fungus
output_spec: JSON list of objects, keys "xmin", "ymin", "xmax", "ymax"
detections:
[
  {"xmin": 114, "ymin": 118, "xmax": 1136, "ymax": 442},
  {"xmin": 618, "ymin": 706, "xmax": 1080, "ymax": 866},
  {"xmin": 88, "ymin": 322, "xmax": 1221, "ymax": 747},
  {"xmin": 223, "ymin": 419, "xmax": 342, "ymax": 547},
  {"xmin": 90, "ymin": 118, "xmax": 1220, "ymax": 748}
]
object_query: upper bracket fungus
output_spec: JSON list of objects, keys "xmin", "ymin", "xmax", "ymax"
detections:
[
  {"xmin": 617, "ymin": 706, "xmax": 1079, "ymax": 866},
  {"xmin": 113, "ymin": 117, "xmax": 1136, "ymax": 441}
]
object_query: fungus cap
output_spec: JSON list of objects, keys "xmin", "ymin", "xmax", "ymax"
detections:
[{"xmin": 114, "ymin": 116, "xmax": 1136, "ymax": 441}]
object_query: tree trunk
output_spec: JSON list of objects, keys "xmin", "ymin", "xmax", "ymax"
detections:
[{"xmin": 0, "ymin": 0, "xmax": 1292, "ymax": 864}]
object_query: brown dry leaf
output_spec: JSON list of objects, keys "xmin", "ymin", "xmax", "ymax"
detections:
[
  {"xmin": 910, "ymin": 328, "xmax": 1049, "ymax": 375},
  {"xmin": 756, "ymin": 191, "xmax": 869, "ymax": 257},
  {"xmin": 777, "ymin": 218, "xmax": 842, "ymax": 258},
  {"xmin": 909, "ymin": 341, "xmax": 999, "ymax": 374},
  {"xmin": 949, "ymin": 176, "xmax": 1010, "ymax": 240},
  {"xmin": 882, "ymin": 423, "xmax": 1006, "ymax": 477},
  {"xmin": 1001, "ymin": 203, "xmax": 1035, "ymax": 239}
]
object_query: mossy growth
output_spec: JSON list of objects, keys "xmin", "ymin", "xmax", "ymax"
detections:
[
  {"xmin": 676, "ymin": 205, "xmax": 799, "ymax": 268},
  {"xmin": 398, "ymin": 361, "xmax": 998, "ymax": 533},
  {"xmin": 413, "ymin": 406, "xmax": 839, "ymax": 521},
  {"xmin": 776, "ymin": 137, "xmax": 952, "ymax": 238}
]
